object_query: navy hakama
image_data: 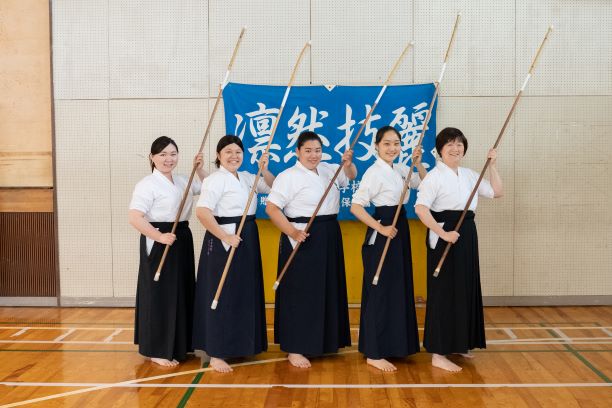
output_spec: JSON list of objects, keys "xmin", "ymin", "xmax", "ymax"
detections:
[
  {"xmin": 134, "ymin": 221, "xmax": 195, "ymax": 361},
  {"xmin": 359, "ymin": 206, "xmax": 420, "ymax": 359},
  {"xmin": 274, "ymin": 214, "xmax": 351, "ymax": 355},
  {"xmin": 192, "ymin": 215, "xmax": 268, "ymax": 358},
  {"xmin": 423, "ymin": 210, "xmax": 486, "ymax": 355}
]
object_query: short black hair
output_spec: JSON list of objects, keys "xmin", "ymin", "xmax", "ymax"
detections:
[
  {"xmin": 296, "ymin": 131, "xmax": 322, "ymax": 149},
  {"xmin": 150, "ymin": 136, "xmax": 178, "ymax": 172},
  {"xmin": 375, "ymin": 125, "xmax": 401, "ymax": 144},
  {"xmin": 435, "ymin": 127, "xmax": 468, "ymax": 155},
  {"xmin": 215, "ymin": 135, "xmax": 244, "ymax": 168}
]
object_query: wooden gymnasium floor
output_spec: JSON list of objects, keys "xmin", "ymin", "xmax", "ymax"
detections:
[{"xmin": 0, "ymin": 306, "xmax": 610, "ymax": 407}]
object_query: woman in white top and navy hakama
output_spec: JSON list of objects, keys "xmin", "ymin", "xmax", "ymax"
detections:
[
  {"xmin": 192, "ymin": 135, "xmax": 275, "ymax": 373},
  {"xmin": 129, "ymin": 136, "xmax": 206, "ymax": 367},
  {"xmin": 266, "ymin": 131, "xmax": 357, "ymax": 368},
  {"xmin": 415, "ymin": 127, "xmax": 503, "ymax": 373},
  {"xmin": 350, "ymin": 126, "xmax": 427, "ymax": 372}
]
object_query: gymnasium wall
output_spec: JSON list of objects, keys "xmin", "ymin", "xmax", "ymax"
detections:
[
  {"xmin": 0, "ymin": 0, "xmax": 57, "ymax": 303},
  {"xmin": 48, "ymin": 0, "xmax": 612, "ymax": 305}
]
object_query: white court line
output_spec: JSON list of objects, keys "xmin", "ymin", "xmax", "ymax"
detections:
[
  {"xmin": 0, "ymin": 355, "xmax": 294, "ymax": 408},
  {"xmin": 0, "ymin": 327, "xmax": 133, "ymax": 331},
  {"xmin": 53, "ymin": 329, "xmax": 76, "ymax": 342},
  {"xmin": 2, "ymin": 347, "xmax": 612, "ymax": 408},
  {"xmin": 10, "ymin": 328, "xmax": 29, "ymax": 337},
  {"xmin": 1, "ymin": 338, "xmax": 612, "ymax": 346},
  {"xmin": 0, "ymin": 351, "xmax": 362, "ymax": 408},
  {"xmin": 490, "ymin": 337, "xmax": 612, "ymax": 342},
  {"xmin": 552, "ymin": 328, "xmax": 570, "ymax": 340},
  {"xmin": 490, "ymin": 342, "xmax": 612, "ymax": 345},
  {"xmin": 1, "ymin": 382, "xmax": 610, "ymax": 389},
  {"xmin": 503, "ymin": 328, "xmax": 517, "ymax": 340},
  {"xmin": 2, "ymin": 326, "xmax": 610, "ymax": 332},
  {"xmin": 0, "ymin": 340, "xmax": 132, "ymax": 345},
  {"xmin": 601, "ymin": 328, "xmax": 612, "ymax": 337},
  {"xmin": 103, "ymin": 329, "xmax": 122, "ymax": 343}
]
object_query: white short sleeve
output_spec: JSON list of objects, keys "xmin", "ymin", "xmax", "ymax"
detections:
[
  {"xmin": 415, "ymin": 172, "xmax": 439, "ymax": 209},
  {"xmin": 469, "ymin": 168, "xmax": 494, "ymax": 199},
  {"xmin": 396, "ymin": 164, "xmax": 421, "ymax": 190},
  {"xmin": 267, "ymin": 171, "xmax": 292, "ymax": 210},
  {"xmin": 196, "ymin": 175, "xmax": 224, "ymax": 211},
  {"xmin": 191, "ymin": 177, "xmax": 202, "ymax": 195},
  {"xmin": 478, "ymin": 178, "xmax": 494, "ymax": 198},
  {"xmin": 351, "ymin": 170, "xmax": 376, "ymax": 207},
  {"xmin": 129, "ymin": 180, "xmax": 154, "ymax": 214},
  {"xmin": 409, "ymin": 171, "xmax": 421, "ymax": 189},
  {"xmin": 256, "ymin": 174, "xmax": 271, "ymax": 194}
]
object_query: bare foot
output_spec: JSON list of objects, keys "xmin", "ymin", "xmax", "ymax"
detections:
[
  {"xmin": 150, "ymin": 357, "xmax": 179, "ymax": 367},
  {"xmin": 210, "ymin": 357, "xmax": 233, "ymax": 373},
  {"xmin": 288, "ymin": 353, "xmax": 311, "ymax": 368},
  {"xmin": 456, "ymin": 352, "xmax": 475, "ymax": 359},
  {"xmin": 366, "ymin": 358, "xmax": 397, "ymax": 372},
  {"xmin": 432, "ymin": 354, "xmax": 462, "ymax": 372}
]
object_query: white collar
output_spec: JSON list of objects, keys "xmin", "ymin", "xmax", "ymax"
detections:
[
  {"xmin": 218, "ymin": 165, "xmax": 240, "ymax": 180},
  {"xmin": 295, "ymin": 160, "xmax": 320, "ymax": 176},
  {"xmin": 374, "ymin": 157, "xmax": 396, "ymax": 172},
  {"xmin": 437, "ymin": 160, "xmax": 461, "ymax": 176},
  {"xmin": 153, "ymin": 168, "xmax": 175, "ymax": 186}
]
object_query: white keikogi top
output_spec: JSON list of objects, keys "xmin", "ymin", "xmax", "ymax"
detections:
[
  {"xmin": 415, "ymin": 160, "xmax": 494, "ymax": 248},
  {"xmin": 351, "ymin": 158, "xmax": 421, "ymax": 207},
  {"xmin": 266, "ymin": 161, "xmax": 349, "ymax": 218},
  {"xmin": 129, "ymin": 168, "xmax": 202, "ymax": 254},
  {"xmin": 196, "ymin": 166, "xmax": 270, "ymax": 250},
  {"xmin": 196, "ymin": 165, "xmax": 271, "ymax": 217}
]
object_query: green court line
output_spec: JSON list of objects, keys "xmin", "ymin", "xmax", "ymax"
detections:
[
  {"xmin": 177, "ymin": 362, "xmax": 207, "ymax": 408},
  {"xmin": 545, "ymin": 326, "xmax": 611, "ymax": 383}
]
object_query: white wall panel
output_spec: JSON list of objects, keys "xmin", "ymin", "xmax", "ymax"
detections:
[
  {"xmin": 52, "ymin": 0, "xmax": 109, "ymax": 99},
  {"xmin": 516, "ymin": 0, "xmax": 612, "ymax": 96},
  {"xmin": 514, "ymin": 96, "xmax": 612, "ymax": 296},
  {"xmin": 311, "ymin": 0, "xmax": 413, "ymax": 85},
  {"xmin": 208, "ymin": 0, "xmax": 310, "ymax": 89},
  {"xmin": 414, "ymin": 1, "xmax": 515, "ymax": 96},
  {"xmin": 108, "ymin": 0, "xmax": 208, "ymax": 98},
  {"xmin": 55, "ymin": 100, "xmax": 113, "ymax": 297}
]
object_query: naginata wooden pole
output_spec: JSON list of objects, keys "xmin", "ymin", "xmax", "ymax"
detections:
[
  {"xmin": 433, "ymin": 25, "xmax": 553, "ymax": 278},
  {"xmin": 153, "ymin": 27, "xmax": 247, "ymax": 282},
  {"xmin": 372, "ymin": 14, "xmax": 461, "ymax": 285},
  {"xmin": 272, "ymin": 41, "xmax": 415, "ymax": 291},
  {"xmin": 211, "ymin": 41, "xmax": 312, "ymax": 309}
]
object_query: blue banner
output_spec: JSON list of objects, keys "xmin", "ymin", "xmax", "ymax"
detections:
[{"xmin": 223, "ymin": 82, "xmax": 437, "ymax": 220}]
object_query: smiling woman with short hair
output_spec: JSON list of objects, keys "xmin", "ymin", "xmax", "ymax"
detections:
[{"xmin": 415, "ymin": 127, "xmax": 504, "ymax": 373}]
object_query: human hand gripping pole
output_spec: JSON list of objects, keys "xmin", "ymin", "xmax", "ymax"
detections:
[
  {"xmin": 153, "ymin": 27, "xmax": 247, "ymax": 282},
  {"xmin": 211, "ymin": 40, "xmax": 312, "ymax": 309},
  {"xmin": 272, "ymin": 41, "xmax": 416, "ymax": 291},
  {"xmin": 371, "ymin": 13, "xmax": 461, "ymax": 285},
  {"xmin": 433, "ymin": 25, "xmax": 553, "ymax": 278}
]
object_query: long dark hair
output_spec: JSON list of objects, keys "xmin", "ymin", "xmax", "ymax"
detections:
[
  {"xmin": 215, "ymin": 135, "xmax": 244, "ymax": 168},
  {"xmin": 149, "ymin": 136, "xmax": 178, "ymax": 172}
]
